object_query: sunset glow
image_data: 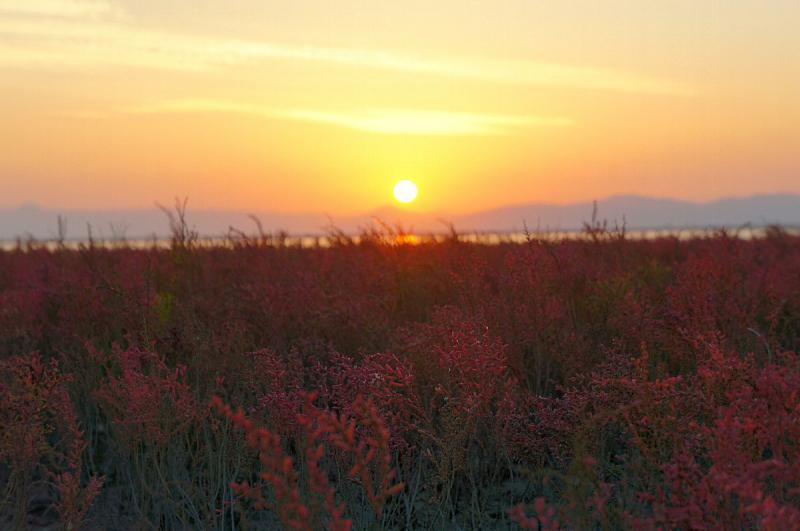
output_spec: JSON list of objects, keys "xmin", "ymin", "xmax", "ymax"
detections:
[{"xmin": 0, "ymin": 0, "xmax": 798, "ymax": 215}]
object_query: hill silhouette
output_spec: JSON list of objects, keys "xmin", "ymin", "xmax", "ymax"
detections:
[{"xmin": 2, "ymin": 194, "xmax": 799, "ymax": 240}]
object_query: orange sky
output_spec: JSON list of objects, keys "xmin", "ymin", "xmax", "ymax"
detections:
[{"xmin": 1, "ymin": 0, "xmax": 798, "ymax": 214}]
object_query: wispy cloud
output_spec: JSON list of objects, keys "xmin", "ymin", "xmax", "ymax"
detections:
[
  {"xmin": 130, "ymin": 99, "xmax": 573, "ymax": 136},
  {"xmin": 0, "ymin": 0, "xmax": 123, "ymax": 20},
  {"xmin": 211, "ymin": 42, "xmax": 693, "ymax": 96},
  {"xmin": 276, "ymin": 109, "xmax": 572, "ymax": 135},
  {"xmin": 0, "ymin": 5, "xmax": 694, "ymax": 96}
]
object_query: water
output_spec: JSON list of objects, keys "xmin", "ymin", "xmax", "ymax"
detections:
[{"xmin": 2, "ymin": 226, "xmax": 798, "ymax": 251}]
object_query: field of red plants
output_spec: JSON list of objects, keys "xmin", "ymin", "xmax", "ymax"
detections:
[{"xmin": 2, "ymin": 224, "xmax": 800, "ymax": 529}]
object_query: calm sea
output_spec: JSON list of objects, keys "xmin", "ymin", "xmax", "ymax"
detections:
[{"xmin": 2, "ymin": 226, "xmax": 799, "ymax": 251}]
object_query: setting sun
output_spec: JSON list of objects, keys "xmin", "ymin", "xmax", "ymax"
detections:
[{"xmin": 393, "ymin": 180, "xmax": 418, "ymax": 204}]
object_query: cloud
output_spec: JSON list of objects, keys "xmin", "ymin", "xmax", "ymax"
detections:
[
  {"xmin": 129, "ymin": 99, "xmax": 574, "ymax": 136},
  {"xmin": 0, "ymin": 0, "xmax": 123, "ymax": 20},
  {"xmin": 0, "ymin": 8, "xmax": 694, "ymax": 96},
  {"xmin": 275, "ymin": 109, "xmax": 573, "ymax": 135},
  {"xmin": 209, "ymin": 41, "xmax": 693, "ymax": 96}
]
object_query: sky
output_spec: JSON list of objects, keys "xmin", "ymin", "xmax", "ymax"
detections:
[{"xmin": 0, "ymin": 0, "xmax": 798, "ymax": 215}]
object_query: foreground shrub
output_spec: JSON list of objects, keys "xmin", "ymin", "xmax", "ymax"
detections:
[
  {"xmin": 0, "ymin": 353, "xmax": 103, "ymax": 529},
  {"xmin": 210, "ymin": 392, "xmax": 404, "ymax": 529}
]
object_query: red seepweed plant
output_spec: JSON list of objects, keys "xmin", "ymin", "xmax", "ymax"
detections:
[
  {"xmin": 306, "ymin": 394, "xmax": 406, "ymax": 518},
  {"xmin": 3, "ymin": 227, "xmax": 800, "ymax": 528},
  {"xmin": 210, "ymin": 391, "xmax": 404, "ymax": 530},
  {"xmin": 508, "ymin": 497, "xmax": 560, "ymax": 531},
  {"xmin": 0, "ymin": 353, "xmax": 104, "ymax": 529},
  {"xmin": 93, "ymin": 346, "xmax": 198, "ymax": 449},
  {"xmin": 210, "ymin": 395, "xmax": 313, "ymax": 529}
]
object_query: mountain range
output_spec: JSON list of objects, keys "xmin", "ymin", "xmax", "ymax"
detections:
[{"xmin": 2, "ymin": 194, "xmax": 799, "ymax": 241}]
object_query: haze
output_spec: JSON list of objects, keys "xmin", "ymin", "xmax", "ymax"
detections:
[{"xmin": 1, "ymin": 0, "xmax": 798, "ymax": 215}]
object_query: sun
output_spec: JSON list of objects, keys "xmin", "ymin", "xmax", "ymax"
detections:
[{"xmin": 393, "ymin": 180, "xmax": 418, "ymax": 204}]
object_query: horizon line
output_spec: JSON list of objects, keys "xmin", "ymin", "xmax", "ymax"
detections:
[{"xmin": 4, "ymin": 191, "xmax": 800, "ymax": 216}]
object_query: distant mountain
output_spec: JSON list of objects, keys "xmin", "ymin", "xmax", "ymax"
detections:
[
  {"xmin": 1, "ymin": 194, "xmax": 799, "ymax": 241},
  {"xmin": 454, "ymin": 194, "xmax": 800, "ymax": 232}
]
